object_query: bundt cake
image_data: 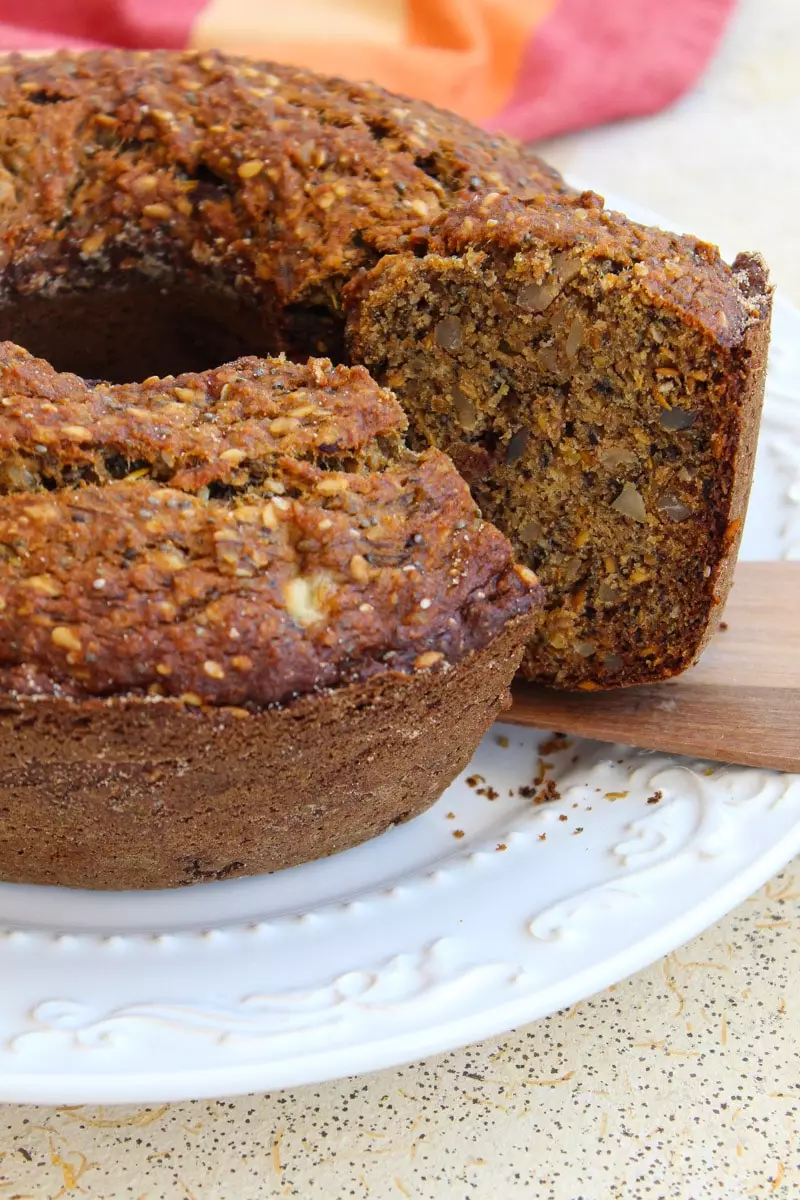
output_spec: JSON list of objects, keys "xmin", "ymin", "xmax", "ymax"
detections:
[
  {"xmin": 0, "ymin": 50, "xmax": 770, "ymax": 692},
  {"xmin": 0, "ymin": 49, "xmax": 771, "ymax": 886},
  {"xmin": 0, "ymin": 346, "xmax": 539, "ymax": 888}
]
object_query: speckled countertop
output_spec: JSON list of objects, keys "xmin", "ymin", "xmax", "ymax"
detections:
[{"xmin": 2, "ymin": 1, "xmax": 800, "ymax": 1195}]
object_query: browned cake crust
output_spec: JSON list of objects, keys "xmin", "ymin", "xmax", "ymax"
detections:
[
  {"xmin": 0, "ymin": 615, "xmax": 531, "ymax": 890},
  {"xmin": 0, "ymin": 346, "xmax": 540, "ymax": 887},
  {"xmin": 0, "ymin": 49, "xmax": 558, "ymax": 888},
  {"xmin": 0, "ymin": 51, "xmax": 772, "ymax": 886},
  {"xmin": 0, "ymin": 49, "xmax": 565, "ymax": 372},
  {"xmin": 348, "ymin": 192, "xmax": 772, "ymax": 687},
  {"xmin": 0, "ymin": 347, "xmax": 538, "ymax": 703}
]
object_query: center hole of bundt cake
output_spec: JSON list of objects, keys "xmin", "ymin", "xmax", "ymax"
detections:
[{"xmin": 0, "ymin": 279, "xmax": 275, "ymax": 383}]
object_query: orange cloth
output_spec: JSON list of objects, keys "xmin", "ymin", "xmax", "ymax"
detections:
[
  {"xmin": 191, "ymin": 0, "xmax": 553, "ymax": 123},
  {"xmin": 0, "ymin": 0, "xmax": 736, "ymax": 139}
]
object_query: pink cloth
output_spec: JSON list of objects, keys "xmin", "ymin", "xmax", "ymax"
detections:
[{"xmin": 0, "ymin": 0, "xmax": 736, "ymax": 140}]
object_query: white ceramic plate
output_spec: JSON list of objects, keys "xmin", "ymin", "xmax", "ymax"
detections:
[{"xmin": 1, "ymin": 192, "xmax": 799, "ymax": 1104}]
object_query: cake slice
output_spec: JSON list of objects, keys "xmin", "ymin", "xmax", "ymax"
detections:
[{"xmin": 347, "ymin": 190, "xmax": 772, "ymax": 688}]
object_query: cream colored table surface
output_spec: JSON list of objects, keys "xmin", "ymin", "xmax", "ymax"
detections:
[{"xmin": 2, "ymin": 1, "xmax": 799, "ymax": 1196}]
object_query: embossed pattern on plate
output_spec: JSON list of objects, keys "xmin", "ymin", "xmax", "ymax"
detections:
[{"xmin": 1, "ymin": 191, "xmax": 799, "ymax": 1103}]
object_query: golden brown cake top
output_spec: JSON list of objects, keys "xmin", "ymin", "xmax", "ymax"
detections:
[
  {"xmin": 402, "ymin": 190, "xmax": 769, "ymax": 349},
  {"xmin": 0, "ymin": 345, "xmax": 406, "ymax": 492},
  {"xmin": 0, "ymin": 49, "xmax": 565, "ymax": 345},
  {"xmin": 0, "ymin": 347, "xmax": 539, "ymax": 706}
]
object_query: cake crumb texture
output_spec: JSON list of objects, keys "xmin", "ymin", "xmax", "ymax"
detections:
[{"xmin": 349, "ymin": 192, "xmax": 772, "ymax": 687}]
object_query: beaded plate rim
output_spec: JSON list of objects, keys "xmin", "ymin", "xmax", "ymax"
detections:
[{"xmin": 0, "ymin": 189, "xmax": 798, "ymax": 1104}]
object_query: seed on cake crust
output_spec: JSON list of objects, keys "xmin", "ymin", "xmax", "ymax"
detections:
[
  {"xmin": 62, "ymin": 425, "xmax": 92, "ymax": 442},
  {"xmin": 238, "ymin": 159, "xmax": 265, "ymax": 179},
  {"xmin": 514, "ymin": 564, "xmax": 539, "ymax": 587},
  {"xmin": 349, "ymin": 554, "xmax": 370, "ymax": 583},
  {"xmin": 51, "ymin": 626, "xmax": 82, "ymax": 653},
  {"xmin": 142, "ymin": 202, "xmax": 172, "ymax": 220},
  {"xmin": 414, "ymin": 651, "xmax": 444, "ymax": 670},
  {"xmin": 316, "ymin": 477, "xmax": 349, "ymax": 495},
  {"xmin": 23, "ymin": 574, "xmax": 62, "ymax": 597}
]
